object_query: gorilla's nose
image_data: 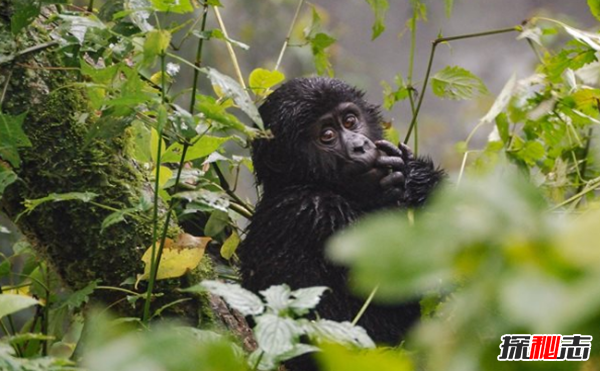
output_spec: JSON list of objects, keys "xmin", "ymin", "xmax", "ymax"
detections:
[{"xmin": 352, "ymin": 139, "xmax": 369, "ymax": 154}]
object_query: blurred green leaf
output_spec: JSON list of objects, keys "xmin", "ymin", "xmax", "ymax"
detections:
[
  {"xmin": 365, "ymin": 0, "xmax": 389, "ymax": 40},
  {"xmin": 588, "ymin": 0, "xmax": 600, "ymax": 22},
  {"xmin": 249, "ymin": 68, "xmax": 285, "ymax": 96},
  {"xmin": 0, "ymin": 112, "xmax": 31, "ymax": 168},
  {"xmin": 151, "ymin": 0, "xmax": 194, "ymax": 13},
  {"xmin": 431, "ymin": 66, "xmax": 488, "ymax": 100},
  {"xmin": 317, "ymin": 344, "xmax": 412, "ymax": 371}
]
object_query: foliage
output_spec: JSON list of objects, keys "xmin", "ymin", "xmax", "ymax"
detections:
[
  {"xmin": 1, "ymin": 0, "xmax": 600, "ymax": 371},
  {"xmin": 197, "ymin": 281, "xmax": 374, "ymax": 370}
]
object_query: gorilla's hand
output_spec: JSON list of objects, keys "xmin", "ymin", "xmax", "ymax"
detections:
[{"xmin": 374, "ymin": 140, "xmax": 414, "ymax": 204}]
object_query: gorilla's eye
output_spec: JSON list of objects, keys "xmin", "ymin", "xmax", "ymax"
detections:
[
  {"xmin": 343, "ymin": 114, "xmax": 358, "ymax": 129},
  {"xmin": 320, "ymin": 129, "xmax": 337, "ymax": 143}
]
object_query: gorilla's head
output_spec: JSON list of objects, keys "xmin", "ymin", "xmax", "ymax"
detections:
[{"xmin": 252, "ymin": 77, "xmax": 386, "ymax": 197}]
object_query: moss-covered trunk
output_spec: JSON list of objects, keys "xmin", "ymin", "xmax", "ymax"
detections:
[{"xmin": 0, "ymin": 3, "xmax": 211, "ymax": 324}]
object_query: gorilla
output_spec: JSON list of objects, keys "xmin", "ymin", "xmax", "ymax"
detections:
[{"xmin": 238, "ymin": 77, "xmax": 444, "ymax": 367}]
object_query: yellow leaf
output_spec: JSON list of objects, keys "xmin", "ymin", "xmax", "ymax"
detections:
[
  {"xmin": 220, "ymin": 230, "xmax": 240, "ymax": 260},
  {"xmin": 156, "ymin": 166, "xmax": 172, "ymax": 189},
  {"xmin": 150, "ymin": 127, "xmax": 166, "ymax": 164},
  {"xmin": 137, "ymin": 233, "xmax": 210, "ymax": 286}
]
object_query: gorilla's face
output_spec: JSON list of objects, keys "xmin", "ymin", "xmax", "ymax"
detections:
[{"xmin": 310, "ymin": 102, "xmax": 387, "ymax": 194}]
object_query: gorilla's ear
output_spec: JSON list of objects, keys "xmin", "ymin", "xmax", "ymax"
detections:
[{"xmin": 251, "ymin": 138, "xmax": 286, "ymax": 186}]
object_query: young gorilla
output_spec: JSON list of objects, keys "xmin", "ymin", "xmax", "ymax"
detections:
[{"xmin": 239, "ymin": 77, "xmax": 444, "ymax": 362}]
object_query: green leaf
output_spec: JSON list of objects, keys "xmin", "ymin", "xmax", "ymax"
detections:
[
  {"xmin": 260, "ymin": 285, "xmax": 292, "ymax": 313},
  {"xmin": 516, "ymin": 141, "xmax": 545, "ymax": 165},
  {"xmin": 304, "ymin": 7, "xmax": 336, "ymax": 77},
  {"xmin": 307, "ymin": 320, "xmax": 374, "ymax": 348},
  {"xmin": 11, "ymin": 0, "xmax": 40, "ymax": 34},
  {"xmin": 144, "ymin": 29, "xmax": 172, "ymax": 64},
  {"xmin": 174, "ymin": 189, "xmax": 230, "ymax": 212},
  {"xmin": 0, "ymin": 112, "xmax": 31, "ymax": 168},
  {"xmin": 0, "ymin": 167, "xmax": 18, "ymax": 199},
  {"xmin": 151, "ymin": 0, "xmax": 194, "ymax": 13},
  {"xmin": 249, "ymin": 68, "xmax": 285, "ymax": 96},
  {"xmin": 196, "ymin": 281, "xmax": 264, "ymax": 316},
  {"xmin": 58, "ymin": 14, "xmax": 107, "ymax": 44},
  {"xmin": 444, "ymin": 0, "xmax": 454, "ymax": 18},
  {"xmin": 58, "ymin": 281, "xmax": 99, "ymax": 310},
  {"xmin": 0, "ymin": 294, "xmax": 39, "ymax": 319},
  {"xmin": 204, "ymin": 210, "xmax": 229, "ymax": 237},
  {"xmin": 20, "ymin": 192, "xmax": 99, "ymax": 220},
  {"xmin": 431, "ymin": 66, "xmax": 488, "ymax": 100},
  {"xmin": 588, "ymin": 0, "xmax": 600, "ymax": 23},
  {"xmin": 128, "ymin": 120, "xmax": 153, "ymax": 163},
  {"xmin": 205, "ymin": 68, "xmax": 264, "ymax": 129},
  {"xmin": 161, "ymin": 135, "xmax": 230, "ymax": 163},
  {"xmin": 365, "ymin": 0, "xmax": 388, "ymax": 40},
  {"xmin": 289, "ymin": 287, "xmax": 329, "ymax": 315},
  {"xmin": 220, "ymin": 230, "xmax": 240, "ymax": 260},
  {"xmin": 255, "ymin": 314, "xmax": 302, "ymax": 355}
]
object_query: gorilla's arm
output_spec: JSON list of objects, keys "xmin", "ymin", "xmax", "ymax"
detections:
[{"xmin": 239, "ymin": 186, "xmax": 357, "ymax": 296}]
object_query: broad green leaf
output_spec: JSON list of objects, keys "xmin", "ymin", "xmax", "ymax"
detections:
[
  {"xmin": 249, "ymin": 68, "xmax": 285, "ymax": 96},
  {"xmin": 255, "ymin": 314, "xmax": 302, "ymax": 355},
  {"xmin": 0, "ymin": 294, "xmax": 39, "ymax": 319},
  {"xmin": 197, "ymin": 281, "xmax": 264, "ymax": 316},
  {"xmin": 58, "ymin": 14, "xmax": 106, "ymax": 44},
  {"xmin": 195, "ymin": 95, "xmax": 247, "ymax": 132},
  {"xmin": 516, "ymin": 141, "xmax": 545, "ymax": 165},
  {"xmin": 304, "ymin": 6, "xmax": 336, "ymax": 77},
  {"xmin": 308, "ymin": 320, "xmax": 374, "ymax": 348},
  {"xmin": 365, "ymin": 0, "xmax": 388, "ymax": 40},
  {"xmin": 220, "ymin": 230, "xmax": 240, "ymax": 260},
  {"xmin": 431, "ymin": 66, "xmax": 488, "ymax": 100},
  {"xmin": 260, "ymin": 285, "xmax": 292, "ymax": 313},
  {"xmin": 174, "ymin": 189, "xmax": 230, "ymax": 212},
  {"xmin": 589, "ymin": 0, "xmax": 600, "ymax": 22},
  {"xmin": 161, "ymin": 135, "xmax": 230, "ymax": 163},
  {"xmin": 205, "ymin": 68, "xmax": 264, "ymax": 129},
  {"xmin": 151, "ymin": 0, "xmax": 194, "ymax": 13},
  {"xmin": 144, "ymin": 29, "xmax": 172, "ymax": 64},
  {"xmin": 289, "ymin": 287, "xmax": 329, "ymax": 315},
  {"xmin": 0, "ymin": 112, "xmax": 31, "ymax": 168},
  {"xmin": 204, "ymin": 210, "xmax": 229, "ymax": 237}
]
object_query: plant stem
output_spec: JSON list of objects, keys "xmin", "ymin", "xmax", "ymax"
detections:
[
  {"xmin": 87, "ymin": 0, "xmax": 94, "ymax": 12},
  {"xmin": 576, "ymin": 128, "xmax": 593, "ymax": 195},
  {"xmin": 142, "ymin": 53, "xmax": 168, "ymax": 324},
  {"xmin": 407, "ymin": 10, "xmax": 417, "ymax": 84},
  {"xmin": 404, "ymin": 26, "xmax": 520, "ymax": 144},
  {"xmin": 213, "ymin": 6, "xmax": 246, "ymax": 89},
  {"xmin": 189, "ymin": 2, "xmax": 210, "ymax": 114},
  {"xmin": 150, "ymin": 143, "xmax": 190, "ymax": 287},
  {"xmin": 352, "ymin": 285, "xmax": 379, "ymax": 326},
  {"xmin": 275, "ymin": 0, "xmax": 304, "ymax": 71}
]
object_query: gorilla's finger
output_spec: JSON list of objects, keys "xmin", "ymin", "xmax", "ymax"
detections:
[
  {"xmin": 399, "ymin": 142, "xmax": 415, "ymax": 161},
  {"xmin": 380, "ymin": 171, "xmax": 405, "ymax": 189},
  {"xmin": 375, "ymin": 140, "xmax": 403, "ymax": 157},
  {"xmin": 375, "ymin": 156, "xmax": 405, "ymax": 170}
]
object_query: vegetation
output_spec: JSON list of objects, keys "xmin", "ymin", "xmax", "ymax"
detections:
[{"xmin": 0, "ymin": 0, "xmax": 600, "ymax": 370}]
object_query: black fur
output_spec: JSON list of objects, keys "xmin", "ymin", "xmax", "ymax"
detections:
[{"xmin": 239, "ymin": 77, "xmax": 444, "ymax": 369}]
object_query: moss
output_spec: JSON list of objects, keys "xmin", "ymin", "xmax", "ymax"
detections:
[{"xmin": 0, "ymin": 6, "xmax": 215, "ymax": 324}]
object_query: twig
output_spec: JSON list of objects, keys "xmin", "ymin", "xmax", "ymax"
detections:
[
  {"xmin": 274, "ymin": 0, "xmax": 304, "ymax": 71},
  {"xmin": 190, "ymin": 2, "xmax": 210, "ymax": 114},
  {"xmin": 404, "ymin": 26, "xmax": 520, "ymax": 144},
  {"xmin": 0, "ymin": 41, "xmax": 59, "ymax": 66},
  {"xmin": 213, "ymin": 6, "xmax": 246, "ymax": 89}
]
